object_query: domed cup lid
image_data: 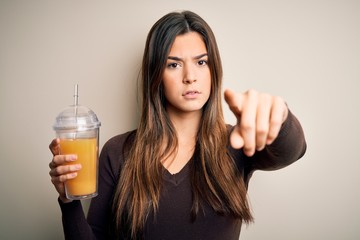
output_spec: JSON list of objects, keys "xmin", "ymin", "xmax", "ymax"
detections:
[
  {"xmin": 53, "ymin": 84, "xmax": 101, "ymax": 132},
  {"xmin": 53, "ymin": 104, "xmax": 101, "ymax": 132}
]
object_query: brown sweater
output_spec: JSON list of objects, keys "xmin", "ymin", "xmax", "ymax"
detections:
[{"xmin": 59, "ymin": 110, "xmax": 306, "ymax": 240}]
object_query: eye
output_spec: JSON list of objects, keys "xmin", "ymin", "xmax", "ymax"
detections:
[
  {"xmin": 167, "ymin": 62, "xmax": 181, "ymax": 68},
  {"xmin": 198, "ymin": 60, "xmax": 208, "ymax": 66}
]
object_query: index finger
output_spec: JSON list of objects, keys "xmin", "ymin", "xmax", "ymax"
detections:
[
  {"xmin": 49, "ymin": 154, "xmax": 77, "ymax": 169},
  {"xmin": 49, "ymin": 138, "xmax": 60, "ymax": 156},
  {"xmin": 224, "ymin": 89, "xmax": 244, "ymax": 116}
]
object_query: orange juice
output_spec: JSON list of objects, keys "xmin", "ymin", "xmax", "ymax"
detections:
[{"xmin": 60, "ymin": 138, "xmax": 98, "ymax": 198}]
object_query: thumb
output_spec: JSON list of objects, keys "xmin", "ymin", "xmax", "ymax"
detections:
[
  {"xmin": 230, "ymin": 125, "xmax": 245, "ymax": 149},
  {"xmin": 49, "ymin": 138, "xmax": 60, "ymax": 156}
]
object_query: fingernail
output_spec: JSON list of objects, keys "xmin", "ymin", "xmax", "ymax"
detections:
[
  {"xmin": 74, "ymin": 164, "xmax": 82, "ymax": 170},
  {"xmin": 70, "ymin": 172, "xmax": 77, "ymax": 178},
  {"xmin": 244, "ymin": 148, "xmax": 255, "ymax": 157},
  {"xmin": 69, "ymin": 155, "xmax": 77, "ymax": 161},
  {"xmin": 256, "ymin": 146, "xmax": 265, "ymax": 151}
]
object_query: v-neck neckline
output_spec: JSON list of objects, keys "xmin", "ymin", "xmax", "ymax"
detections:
[{"xmin": 162, "ymin": 158, "xmax": 192, "ymax": 186}]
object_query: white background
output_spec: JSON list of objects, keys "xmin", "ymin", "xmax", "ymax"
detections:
[{"xmin": 0, "ymin": 0, "xmax": 359, "ymax": 239}]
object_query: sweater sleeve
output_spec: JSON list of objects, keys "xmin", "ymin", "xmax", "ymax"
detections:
[
  {"xmin": 59, "ymin": 134, "xmax": 123, "ymax": 240},
  {"xmin": 246, "ymin": 109, "xmax": 307, "ymax": 173},
  {"xmin": 59, "ymin": 199, "xmax": 96, "ymax": 240}
]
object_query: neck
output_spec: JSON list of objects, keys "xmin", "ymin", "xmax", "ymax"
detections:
[
  {"xmin": 169, "ymin": 111, "xmax": 199, "ymax": 170},
  {"xmin": 167, "ymin": 110, "xmax": 202, "ymax": 142},
  {"xmin": 161, "ymin": 109, "xmax": 201, "ymax": 174}
]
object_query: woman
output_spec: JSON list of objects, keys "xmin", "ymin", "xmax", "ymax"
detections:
[{"xmin": 49, "ymin": 10, "xmax": 306, "ymax": 240}]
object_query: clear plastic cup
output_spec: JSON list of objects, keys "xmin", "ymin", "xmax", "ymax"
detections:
[{"xmin": 53, "ymin": 87, "xmax": 101, "ymax": 200}]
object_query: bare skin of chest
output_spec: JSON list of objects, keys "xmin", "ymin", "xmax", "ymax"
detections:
[{"xmin": 162, "ymin": 140, "xmax": 195, "ymax": 174}]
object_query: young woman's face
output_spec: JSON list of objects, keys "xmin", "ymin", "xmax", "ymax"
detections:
[{"xmin": 162, "ymin": 32, "xmax": 211, "ymax": 116}]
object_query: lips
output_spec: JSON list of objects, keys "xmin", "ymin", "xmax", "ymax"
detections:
[{"xmin": 182, "ymin": 90, "xmax": 201, "ymax": 96}]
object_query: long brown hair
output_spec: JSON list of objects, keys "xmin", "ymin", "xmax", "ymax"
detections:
[{"xmin": 113, "ymin": 10, "xmax": 253, "ymax": 238}]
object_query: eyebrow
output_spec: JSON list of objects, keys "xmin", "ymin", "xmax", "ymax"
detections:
[{"xmin": 167, "ymin": 53, "xmax": 208, "ymax": 61}]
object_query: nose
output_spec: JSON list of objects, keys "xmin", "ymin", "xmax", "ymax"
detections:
[{"xmin": 183, "ymin": 65, "xmax": 197, "ymax": 84}]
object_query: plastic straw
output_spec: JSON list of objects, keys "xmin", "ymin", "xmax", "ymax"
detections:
[
  {"xmin": 73, "ymin": 84, "xmax": 79, "ymax": 139},
  {"xmin": 74, "ymin": 84, "xmax": 79, "ymax": 106}
]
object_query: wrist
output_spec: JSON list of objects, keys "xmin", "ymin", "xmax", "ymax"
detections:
[{"xmin": 59, "ymin": 196, "xmax": 73, "ymax": 204}]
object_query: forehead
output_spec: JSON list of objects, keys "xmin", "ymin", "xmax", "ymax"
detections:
[{"xmin": 168, "ymin": 32, "xmax": 207, "ymax": 56}]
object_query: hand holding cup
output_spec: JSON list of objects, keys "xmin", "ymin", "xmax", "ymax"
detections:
[{"xmin": 49, "ymin": 138, "xmax": 81, "ymax": 203}]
